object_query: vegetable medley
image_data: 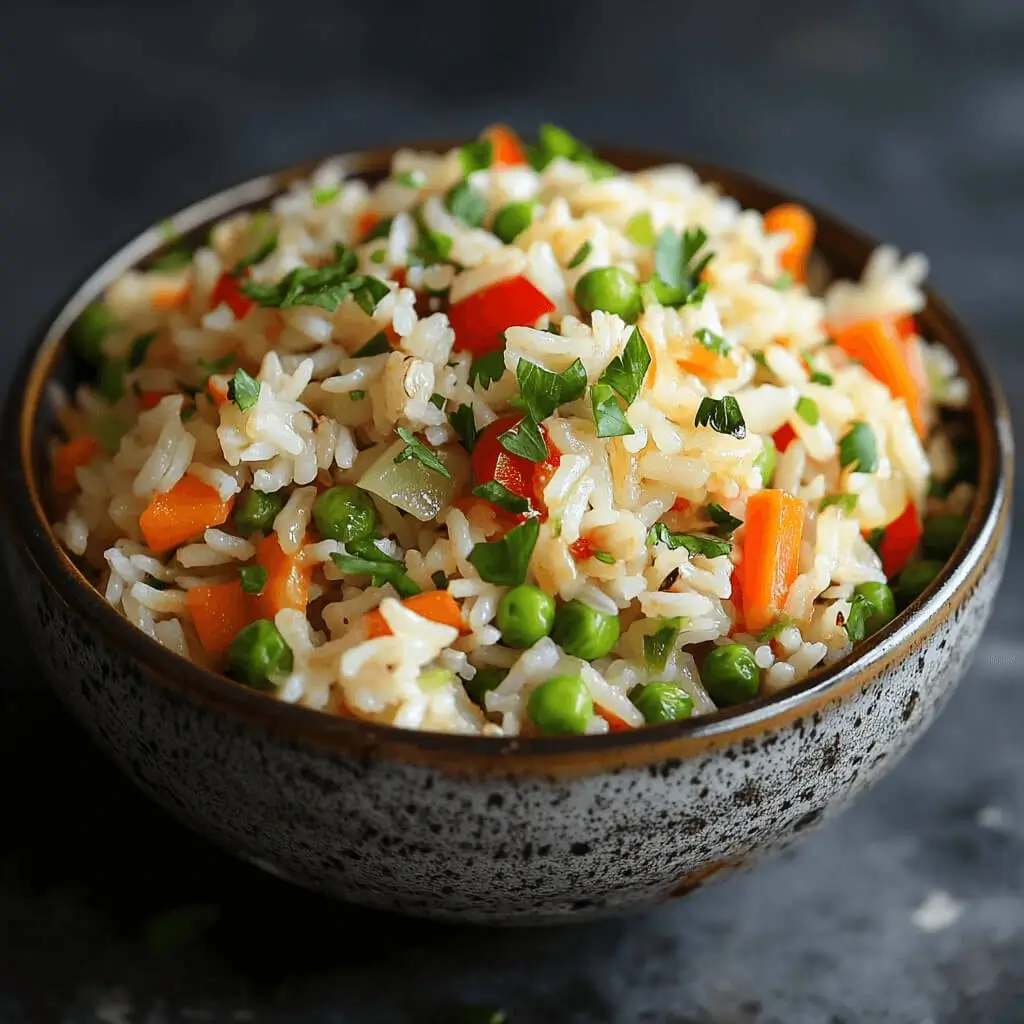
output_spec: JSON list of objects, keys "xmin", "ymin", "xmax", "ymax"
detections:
[{"xmin": 50, "ymin": 124, "xmax": 975, "ymax": 736}]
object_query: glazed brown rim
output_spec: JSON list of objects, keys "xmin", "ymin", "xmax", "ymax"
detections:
[{"xmin": 1, "ymin": 140, "xmax": 1014, "ymax": 771}]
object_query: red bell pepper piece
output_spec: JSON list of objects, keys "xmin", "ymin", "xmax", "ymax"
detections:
[
  {"xmin": 210, "ymin": 272, "xmax": 254, "ymax": 321},
  {"xmin": 449, "ymin": 276, "xmax": 555, "ymax": 357},
  {"xmin": 877, "ymin": 501, "xmax": 922, "ymax": 578},
  {"xmin": 471, "ymin": 415, "xmax": 560, "ymax": 520}
]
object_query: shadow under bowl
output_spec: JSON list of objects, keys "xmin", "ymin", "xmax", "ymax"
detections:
[{"xmin": 0, "ymin": 142, "xmax": 1014, "ymax": 924}]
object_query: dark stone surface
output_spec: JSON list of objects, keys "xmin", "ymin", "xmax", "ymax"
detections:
[{"xmin": 0, "ymin": 0, "xmax": 1020, "ymax": 1020}]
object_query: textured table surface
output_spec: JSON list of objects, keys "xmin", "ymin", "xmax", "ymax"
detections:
[{"xmin": 0, "ymin": 1, "xmax": 1021, "ymax": 1021}]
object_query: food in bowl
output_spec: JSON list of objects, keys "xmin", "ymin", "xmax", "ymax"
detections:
[{"xmin": 48, "ymin": 124, "xmax": 977, "ymax": 737}]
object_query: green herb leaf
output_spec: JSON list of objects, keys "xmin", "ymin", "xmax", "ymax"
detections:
[
  {"xmin": 227, "ymin": 368, "xmax": 260, "ymax": 412},
  {"xmin": 468, "ymin": 517, "xmax": 540, "ymax": 586},
  {"xmin": 393, "ymin": 427, "xmax": 452, "ymax": 479},
  {"xmin": 240, "ymin": 245, "xmax": 359, "ymax": 311},
  {"xmin": 516, "ymin": 357, "xmax": 587, "ymax": 421},
  {"xmin": 528, "ymin": 124, "xmax": 616, "ymax": 179},
  {"xmin": 625, "ymin": 211, "xmax": 656, "ymax": 246},
  {"xmin": 431, "ymin": 570, "xmax": 449, "ymax": 590},
  {"xmin": 796, "ymin": 396, "xmax": 819, "ymax": 425},
  {"xmin": 352, "ymin": 332, "xmax": 390, "ymax": 358},
  {"xmin": 839, "ymin": 421, "xmax": 879, "ymax": 473},
  {"xmin": 472, "ymin": 481, "xmax": 531, "ymax": 514},
  {"xmin": 69, "ymin": 301, "xmax": 116, "ymax": 366},
  {"xmin": 498, "ymin": 415, "xmax": 548, "ymax": 462},
  {"xmin": 810, "ymin": 370, "xmax": 834, "ymax": 386},
  {"xmin": 843, "ymin": 593, "xmax": 872, "ymax": 642},
  {"xmin": 198, "ymin": 354, "xmax": 236, "ymax": 384},
  {"xmin": 694, "ymin": 395, "xmax": 746, "ymax": 438},
  {"xmin": 820, "ymin": 493, "xmax": 858, "ymax": 514},
  {"xmin": 596, "ymin": 327, "xmax": 651, "ymax": 408},
  {"xmin": 756, "ymin": 617, "xmax": 794, "ymax": 642},
  {"xmin": 751, "ymin": 349, "xmax": 768, "ymax": 369},
  {"xmin": 647, "ymin": 523, "xmax": 731, "ymax": 559},
  {"xmin": 694, "ymin": 327, "xmax": 731, "ymax": 357},
  {"xmin": 469, "ymin": 347, "xmax": 506, "ymax": 389},
  {"xmin": 413, "ymin": 214, "xmax": 454, "ymax": 266},
  {"xmin": 591, "ymin": 382, "xmax": 634, "ymax": 438},
  {"xmin": 395, "ymin": 171, "xmax": 425, "ymax": 189},
  {"xmin": 239, "ymin": 564, "xmax": 269, "ymax": 595},
  {"xmin": 332, "ymin": 539, "xmax": 421, "ymax": 598},
  {"xmin": 444, "ymin": 181, "xmax": 488, "ymax": 227},
  {"xmin": 866, "ymin": 527, "xmax": 886, "ymax": 553},
  {"xmin": 313, "ymin": 185, "xmax": 340, "ymax": 206},
  {"xmin": 651, "ymin": 227, "xmax": 713, "ymax": 308},
  {"xmin": 351, "ymin": 275, "xmax": 390, "ymax": 316},
  {"xmin": 350, "ymin": 390, "xmax": 366, "ymax": 401},
  {"xmin": 707, "ymin": 502, "xmax": 742, "ymax": 537},
  {"xmin": 568, "ymin": 241, "xmax": 592, "ymax": 269},
  {"xmin": 773, "ymin": 271, "xmax": 794, "ymax": 291},
  {"xmin": 150, "ymin": 248, "xmax": 193, "ymax": 272},
  {"xmin": 459, "ymin": 139, "xmax": 494, "ymax": 175},
  {"xmin": 231, "ymin": 213, "xmax": 278, "ymax": 274},
  {"xmin": 144, "ymin": 903, "xmax": 221, "ymax": 956},
  {"xmin": 128, "ymin": 332, "xmax": 157, "ymax": 370},
  {"xmin": 643, "ymin": 617, "xmax": 686, "ymax": 672},
  {"xmin": 593, "ymin": 550, "xmax": 615, "ymax": 565},
  {"xmin": 429, "ymin": 393, "xmax": 446, "ymax": 409},
  {"xmin": 448, "ymin": 404, "xmax": 478, "ymax": 451},
  {"xmin": 370, "ymin": 249, "xmax": 386, "ymax": 264}
]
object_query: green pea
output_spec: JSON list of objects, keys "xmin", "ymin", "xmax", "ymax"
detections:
[
  {"xmin": 702, "ymin": 643, "xmax": 760, "ymax": 706},
  {"xmin": 496, "ymin": 584, "xmax": 555, "ymax": 648},
  {"xmin": 754, "ymin": 436, "xmax": 777, "ymax": 487},
  {"xmin": 234, "ymin": 489, "xmax": 287, "ymax": 536},
  {"xmin": 852, "ymin": 581, "xmax": 896, "ymax": 635},
  {"xmin": 527, "ymin": 674, "xmax": 593, "ymax": 735},
  {"xmin": 492, "ymin": 201, "xmax": 535, "ymax": 244},
  {"xmin": 228, "ymin": 619, "xmax": 293, "ymax": 690},
  {"xmin": 574, "ymin": 267, "xmax": 643, "ymax": 323},
  {"xmin": 68, "ymin": 300, "xmax": 115, "ymax": 366},
  {"xmin": 464, "ymin": 666, "xmax": 507, "ymax": 708},
  {"xmin": 922, "ymin": 514, "xmax": 967, "ymax": 560},
  {"xmin": 895, "ymin": 559, "xmax": 943, "ymax": 610},
  {"xmin": 551, "ymin": 600, "xmax": 621, "ymax": 659},
  {"xmin": 631, "ymin": 681, "xmax": 694, "ymax": 724},
  {"xmin": 312, "ymin": 485, "xmax": 378, "ymax": 543}
]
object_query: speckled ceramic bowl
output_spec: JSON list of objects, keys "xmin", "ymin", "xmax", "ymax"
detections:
[{"xmin": 1, "ymin": 144, "xmax": 1013, "ymax": 925}]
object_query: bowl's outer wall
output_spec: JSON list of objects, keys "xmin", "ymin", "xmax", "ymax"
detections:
[{"xmin": 6, "ymin": 520, "xmax": 1007, "ymax": 923}]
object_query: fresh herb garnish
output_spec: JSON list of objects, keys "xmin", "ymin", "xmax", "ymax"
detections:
[
  {"xmin": 500, "ymin": 357, "xmax": 586, "ymax": 459},
  {"xmin": 839, "ymin": 421, "xmax": 879, "ymax": 473},
  {"xmin": 707, "ymin": 503, "xmax": 742, "ymax": 537},
  {"xmin": 395, "ymin": 171, "xmax": 425, "ymax": 189},
  {"xmin": 498, "ymin": 416, "xmax": 548, "ymax": 462},
  {"xmin": 647, "ymin": 523, "xmax": 731, "ymax": 559},
  {"xmin": 429, "ymin": 393, "xmax": 446, "ymax": 409},
  {"xmin": 593, "ymin": 550, "xmax": 615, "ymax": 565},
  {"xmin": 694, "ymin": 327, "xmax": 731, "ymax": 357},
  {"xmin": 351, "ymin": 275, "xmax": 391, "ymax": 316},
  {"xmin": 231, "ymin": 212, "xmax": 278, "ymax": 274},
  {"xmin": 459, "ymin": 139, "xmax": 494, "ymax": 175},
  {"xmin": 527, "ymin": 124, "xmax": 616, "ymax": 180},
  {"xmin": 472, "ymin": 481, "xmax": 532, "ymax": 515},
  {"xmin": 649, "ymin": 227, "xmax": 713, "ymax": 308},
  {"xmin": 773, "ymin": 271, "xmax": 794, "ymax": 291},
  {"xmin": 349, "ymin": 390, "xmax": 366, "ymax": 401},
  {"xmin": 412, "ymin": 214, "xmax": 454, "ymax": 266},
  {"xmin": 444, "ymin": 181, "xmax": 488, "ymax": 227},
  {"xmin": 431, "ymin": 570, "xmax": 449, "ymax": 590},
  {"xmin": 469, "ymin": 347, "xmax": 506, "ymax": 389},
  {"xmin": 756, "ymin": 617, "xmax": 794, "ymax": 643},
  {"xmin": 468, "ymin": 516, "xmax": 540, "ymax": 586},
  {"xmin": 599, "ymin": 326, "xmax": 651, "ymax": 406},
  {"xmin": 393, "ymin": 427, "xmax": 452, "ymax": 479},
  {"xmin": 312, "ymin": 185, "xmax": 340, "ymax": 206},
  {"xmin": 227, "ymin": 368, "xmax": 260, "ymax": 412},
  {"xmin": 810, "ymin": 370, "xmax": 834, "ymax": 386},
  {"xmin": 625, "ymin": 211, "xmax": 656, "ymax": 246},
  {"xmin": 842, "ymin": 593, "xmax": 872, "ymax": 642},
  {"xmin": 820, "ymin": 493, "xmax": 858, "ymax": 514},
  {"xmin": 448, "ymin": 404, "xmax": 478, "ymax": 451},
  {"xmin": 239, "ymin": 564, "xmax": 269, "ymax": 595},
  {"xmin": 240, "ymin": 245, "xmax": 370, "ymax": 311},
  {"xmin": 866, "ymin": 527, "xmax": 886, "ymax": 552},
  {"xmin": 750, "ymin": 349, "xmax": 768, "ymax": 369},
  {"xmin": 568, "ymin": 241, "xmax": 592, "ymax": 269},
  {"xmin": 591, "ymin": 382, "xmax": 634, "ymax": 437},
  {"xmin": 694, "ymin": 395, "xmax": 746, "ymax": 438},
  {"xmin": 352, "ymin": 332, "xmax": 390, "ymax": 358},
  {"xmin": 331, "ymin": 541, "xmax": 421, "ymax": 598},
  {"xmin": 796, "ymin": 396, "xmax": 819, "ymax": 425},
  {"xmin": 150, "ymin": 248, "xmax": 193, "ymax": 272},
  {"xmin": 128, "ymin": 332, "xmax": 157, "ymax": 369},
  {"xmin": 644, "ymin": 617, "xmax": 686, "ymax": 672}
]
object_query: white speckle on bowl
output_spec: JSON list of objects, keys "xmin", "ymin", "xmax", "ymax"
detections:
[
  {"xmin": 976, "ymin": 805, "xmax": 1011, "ymax": 831},
  {"xmin": 912, "ymin": 889, "xmax": 963, "ymax": 933}
]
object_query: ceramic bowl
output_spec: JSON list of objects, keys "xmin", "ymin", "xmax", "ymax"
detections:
[{"xmin": 0, "ymin": 144, "xmax": 1013, "ymax": 925}]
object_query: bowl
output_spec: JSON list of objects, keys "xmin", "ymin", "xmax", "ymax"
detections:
[{"xmin": 0, "ymin": 143, "xmax": 1013, "ymax": 924}]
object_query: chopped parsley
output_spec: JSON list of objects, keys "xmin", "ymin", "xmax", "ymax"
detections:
[
  {"xmin": 648, "ymin": 227, "xmax": 713, "ymax": 308},
  {"xmin": 599, "ymin": 326, "xmax": 651, "ymax": 406},
  {"xmin": 694, "ymin": 395, "xmax": 746, "ymax": 438},
  {"xmin": 527, "ymin": 123, "xmax": 616, "ymax": 180},
  {"xmin": 647, "ymin": 522, "xmax": 731, "ymax": 559},
  {"xmin": 707, "ymin": 502, "xmax": 742, "ymax": 537},
  {"xmin": 331, "ymin": 541, "xmax": 421, "ymax": 598},
  {"xmin": 312, "ymin": 185, "xmax": 341, "ymax": 206},
  {"xmin": 568, "ymin": 241, "xmax": 592, "ymax": 269},
  {"xmin": 412, "ymin": 214, "xmax": 454, "ymax": 265},
  {"xmin": 756, "ymin": 617, "xmax": 794, "ymax": 643},
  {"xmin": 773, "ymin": 271, "xmax": 794, "ymax": 291},
  {"xmin": 644, "ymin": 617, "xmax": 687, "ymax": 672},
  {"xmin": 694, "ymin": 327, "xmax": 731, "ymax": 357},
  {"xmin": 472, "ymin": 481, "xmax": 531, "ymax": 515},
  {"xmin": 444, "ymin": 180, "xmax": 488, "ymax": 227},
  {"xmin": 810, "ymin": 370, "xmax": 834, "ymax": 386},
  {"xmin": 591, "ymin": 382, "xmax": 633, "ymax": 438},
  {"xmin": 500, "ymin": 357, "xmax": 586, "ymax": 460},
  {"xmin": 498, "ymin": 416, "xmax": 548, "ymax": 462},
  {"xmin": 429, "ymin": 392, "xmax": 446, "ymax": 409},
  {"xmin": 239, "ymin": 564, "xmax": 269, "ymax": 595},
  {"xmin": 241, "ymin": 245, "xmax": 385, "ymax": 312},
  {"xmin": 625, "ymin": 211, "xmax": 656, "ymax": 246},
  {"xmin": 469, "ymin": 347, "xmax": 506, "ymax": 389},
  {"xmin": 468, "ymin": 516, "xmax": 540, "ymax": 586},
  {"xmin": 227, "ymin": 368, "xmax": 260, "ymax": 412},
  {"xmin": 866, "ymin": 527, "xmax": 886, "ymax": 552},
  {"xmin": 349, "ymin": 390, "xmax": 366, "ymax": 401},
  {"xmin": 395, "ymin": 170, "xmax": 426, "ymax": 189},
  {"xmin": 458, "ymin": 139, "xmax": 494, "ymax": 175},
  {"xmin": 393, "ymin": 427, "xmax": 451, "ymax": 479},
  {"xmin": 795, "ymin": 396, "xmax": 819, "ymax": 425},
  {"xmin": 128, "ymin": 331, "xmax": 157, "ymax": 369},
  {"xmin": 839, "ymin": 421, "xmax": 879, "ymax": 473},
  {"xmin": 448, "ymin": 404, "xmax": 478, "ymax": 451},
  {"xmin": 820, "ymin": 493, "xmax": 858, "ymax": 514},
  {"xmin": 352, "ymin": 332, "xmax": 390, "ymax": 358}
]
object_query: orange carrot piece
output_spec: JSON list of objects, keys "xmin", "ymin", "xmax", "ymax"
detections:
[
  {"xmin": 251, "ymin": 534, "xmax": 311, "ymax": 619},
  {"xmin": 364, "ymin": 591, "xmax": 466, "ymax": 638},
  {"xmin": 597, "ymin": 707, "xmax": 635, "ymax": 733},
  {"xmin": 53, "ymin": 436, "xmax": 100, "ymax": 493},
  {"xmin": 878, "ymin": 501, "xmax": 922, "ymax": 579},
  {"xmin": 740, "ymin": 489, "xmax": 805, "ymax": 633},
  {"xmin": 763, "ymin": 204, "xmax": 816, "ymax": 283},
  {"xmin": 830, "ymin": 318, "xmax": 926, "ymax": 437},
  {"xmin": 138, "ymin": 390, "xmax": 170, "ymax": 410},
  {"xmin": 483, "ymin": 124, "xmax": 527, "ymax": 166},
  {"xmin": 139, "ymin": 475, "xmax": 235, "ymax": 553},
  {"xmin": 206, "ymin": 374, "xmax": 230, "ymax": 406},
  {"xmin": 151, "ymin": 276, "xmax": 191, "ymax": 311},
  {"xmin": 674, "ymin": 340, "xmax": 735, "ymax": 379},
  {"xmin": 186, "ymin": 580, "xmax": 249, "ymax": 660},
  {"xmin": 356, "ymin": 210, "xmax": 380, "ymax": 241}
]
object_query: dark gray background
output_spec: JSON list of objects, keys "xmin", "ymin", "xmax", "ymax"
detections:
[{"xmin": 1, "ymin": 1, "xmax": 1021, "ymax": 1021}]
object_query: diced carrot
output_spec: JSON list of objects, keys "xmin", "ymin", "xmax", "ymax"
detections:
[
  {"xmin": 830, "ymin": 317, "xmax": 926, "ymax": 437},
  {"xmin": 207, "ymin": 374, "xmax": 230, "ymax": 406},
  {"xmin": 740, "ymin": 489, "xmax": 805, "ymax": 633},
  {"xmin": 186, "ymin": 580, "xmax": 249, "ymax": 660},
  {"xmin": 483, "ymin": 124, "xmax": 527, "ymax": 166},
  {"xmin": 357, "ymin": 210, "xmax": 380, "ymax": 241},
  {"xmin": 252, "ymin": 534, "xmax": 312, "ymax": 619},
  {"xmin": 210, "ymin": 272, "xmax": 254, "ymax": 320},
  {"xmin": 902, "ymin": 332, "xmax": 930, "ymax": 399},
  {"xmin": 892, "ymin": 314, "xmax": 917, "ymax": 340},
  {"xmin": 773, "ymin": 423, "xmax": 797, "ymax": 453},
  {"xmin": 597, "ymin": 707, "xmax": 635, "ymax": 733},
  {"xmin": 364, "ymin": 591, "xmax": 466, "ymax": 638},
  {"xmin": 139, "ymin": 475, "xmax": 235, "ymax": 553},
  {"xmin": 763, "ymin": 204, "xmax": 816, "ymax": 283},
  {"xmin": 877, "ymin": 501, "xmax": 922, "ymax": 579},
  {"xmin": 448, "ymin": 275, "xmax": 556, "ymax": 356},
  {"xmin": 674, "ymin": 340, "xmax": 735, "ymax": 379},
  {"xmin": 138, "ymin": 390, "xmax": 170, "ymax": 410},
  {"xmin": 53, "ymin": 436, "xmax": 100, "ymax": 493},
  {"xmin": 151, "ymin": 276, "xmax": 191, "ymax": 311}
]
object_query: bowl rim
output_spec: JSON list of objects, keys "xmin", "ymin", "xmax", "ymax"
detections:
[{"xmin": 2, "ymin": 139, "xmax": 1014, "ymax": 767}]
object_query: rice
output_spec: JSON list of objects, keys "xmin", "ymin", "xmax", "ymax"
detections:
[{"xmin": 49, "ymin": 123, "xmax": 974, "ymax": 737}]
